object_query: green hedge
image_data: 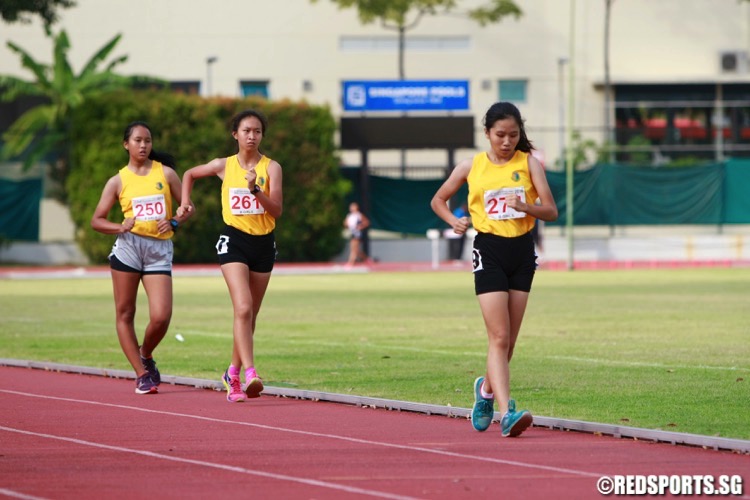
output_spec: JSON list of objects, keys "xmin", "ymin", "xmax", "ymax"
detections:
[{"xmin": 66, "ymin": 90, "xmax": 350, "ymax": 263}]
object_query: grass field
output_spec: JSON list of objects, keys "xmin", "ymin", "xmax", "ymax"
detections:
[{"xmin": 1, "ymin": 267, "xmax": 748, "ymax": 440}]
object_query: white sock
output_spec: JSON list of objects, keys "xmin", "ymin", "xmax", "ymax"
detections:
[{"xmin": 480, "ymin": 382, "xmax": 494, "ymax": 400}]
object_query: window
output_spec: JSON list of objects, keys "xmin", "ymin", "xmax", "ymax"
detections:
[
  {"xmin": 613, "ymin": 83, "xmax": 750, "ymax": 161},
  {"xmin": 131, "ymin": 80, "xmax": 200, "ymax": 95},
  {"xmin": 498, "ymin": 80, "xmax": 527, "ymax": 103},
  {"xmin": 169, "ymin": 81, "xmax": 200, "ymax": 95},
  {"xmin": 240, "ymin": 81, "xmax": 269, "ymax": 98}
]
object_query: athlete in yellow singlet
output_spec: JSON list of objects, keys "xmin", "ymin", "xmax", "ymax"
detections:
[
  {"xmin": 431, "ymin": 102, "xmax": 558, "ymax": 438},
  {"xmin": 91, "ymin": 121, "xmax": 193, "ymax": 395},
  {"xmin": 178, "ymin": 109, "xmax": 284, "ymax": 403},
  {"xmin": 118, "ymin": 160, "xmax": 175, "ymax": 240}
]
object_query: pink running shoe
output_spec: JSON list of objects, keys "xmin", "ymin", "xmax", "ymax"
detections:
[
  {"xmin": 222, "ymin": 370, "xmax": 245, "ymax": 403},
  {"xmin": 244, "ymin": 370, "xmax": 264, "ymax": 399}
]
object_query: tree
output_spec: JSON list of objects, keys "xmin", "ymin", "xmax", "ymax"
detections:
[
  {"xmin": 0, "ymin": 28, "xmax": 163, "ymax": 201},
  {"xmin": 311, "ymin": 0, "xmax": 522, "ymax": 78},
  {"xmin": 0, "ymin": 0, "xmax": 75, "ymax": 29}
]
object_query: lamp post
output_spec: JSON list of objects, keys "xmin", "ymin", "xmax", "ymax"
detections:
[
  {"xmin": 565, "ymin": 0, "xmax": 576, "ymax": 271},
  {"xmin": 205, "ymin": 56, "xmax": 218, "ymax": 97},
  {"xmin": 558, "ymin": 57, "xmax": 568, "ymax": 169}
]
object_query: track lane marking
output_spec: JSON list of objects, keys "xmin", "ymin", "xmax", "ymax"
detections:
[
  {"xmin": 0, "ymin": 389, "xmax": 603, "ymax": 479},
  {"xmin": 0, "ymin": 426, "xmax": 417, "ymax": 500},
  {"xmin": 0, "ymin": 488, "xmax": 49, "ymax": 500}
]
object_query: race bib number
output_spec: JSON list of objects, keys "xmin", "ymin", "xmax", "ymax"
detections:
[
  {"xmin": 484, "ymin": 187, "xmax": 526, "ymax": 220},
  {"xmin": 229, "ymin": 188, "xmax": 265, "ymax": 215},
  {"xmin": 132, "ymin": 194, "xmax": 166, "ymax": 221}
]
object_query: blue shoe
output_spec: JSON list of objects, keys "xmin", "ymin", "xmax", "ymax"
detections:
[
  {"xmin": 470, "ymin": 376, "xmax": 495, "ymax": 431},
  {"xmin": 141, "ymin": 355, "xmax": 160, "ymax": 386},
  {"xmin": 135, "ymin": 373, "xmax": 158, "ymax": 395},
  {"xmin": 500, "ymin": 399, "xmax": 533, "ymax": 437}
]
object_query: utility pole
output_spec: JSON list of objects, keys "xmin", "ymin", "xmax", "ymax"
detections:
[
  {"xmin": 566, "ymin": 0, "xmax": 577, "ymax": 271},
  {"xmin": 206, "ymin": 56, "xmax": 218, "ymax": 97}
]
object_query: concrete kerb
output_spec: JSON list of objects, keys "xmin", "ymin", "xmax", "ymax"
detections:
[{"xmin": 2, "ymin": 358, "xmax": 748, "ymax": 454}]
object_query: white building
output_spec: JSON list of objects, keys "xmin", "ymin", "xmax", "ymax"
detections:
[
  {"xmin": 2, "ymin": 0, "xmax": 750, "ymax": 265},
  {"xmin": 3, "ymin": 0, "xmax": 750, "ymax": 170}
]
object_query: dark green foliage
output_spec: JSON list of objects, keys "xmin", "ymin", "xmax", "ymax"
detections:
[
  {"xmin": 0, "ymin": 0, "xmax": 75, "ymax": 28},
  {"xmin": 67, "ymin": 90, "xmax": 349, "ymax": 264}
]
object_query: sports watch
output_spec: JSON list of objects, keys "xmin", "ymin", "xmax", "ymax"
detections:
[
  {"xmin": 169, "ymin": 219, "xmax": 179, "ymax": 232},
  {"xmin": 251, "ymin": 184, "xmax": 262, "ymax": 195}
]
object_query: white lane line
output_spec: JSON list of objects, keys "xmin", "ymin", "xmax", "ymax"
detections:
[
  {"xmin": 0, "ymin": 389, "xmax": 603, "ymax": 479},
  {"xmin": 0, "ymin": 488, "xmax": 49, "ymax": 500},
  {"xmin": 0, "ymin": 426, "xmax": 418, "ymax": 500}
]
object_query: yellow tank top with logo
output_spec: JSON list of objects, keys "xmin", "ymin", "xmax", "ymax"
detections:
[
  {"xmin": 467, "ymin": 150, "xmax": 538, "ymax": 237},
  {"xmin": 221, "ymin": 154, "xmax": 276, "ymax": 235},
  {"xmin": 118, "ymin": 161, "xmax": 173, "ymax": 240}
]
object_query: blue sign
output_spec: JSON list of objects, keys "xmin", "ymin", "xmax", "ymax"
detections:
[{"xmin": 343, "ymin": 80, "xmax": 469, "ymax": 112}]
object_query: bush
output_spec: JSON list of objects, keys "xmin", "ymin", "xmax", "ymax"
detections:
[{"xmin": 67, "ymin": 90, "xmax": 349, "ymax": 264}]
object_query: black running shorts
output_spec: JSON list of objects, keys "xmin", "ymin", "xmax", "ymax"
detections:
[
  {"xmin": 472, "ymin": 231, "xmax": 536, "ymax": 295},
  {"xmin": 215, "ymin": 225, "xmax": 276, "ymax": 273}
]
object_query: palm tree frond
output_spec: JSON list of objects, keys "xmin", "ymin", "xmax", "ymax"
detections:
[
  {"xmin": 0, "ymin": 76, "xmax": 47, "ymax": 101},
  {"xmin": 103, "ymin": 54, "xmax": 129, "ymax": 74},
  {"xmin": 76, "ymin": 72, "xmax": 132, "ymax": 94},
  {"xmin": 17, "ymin": 130, "xmax": 66, "ymax": 171},
  {"xmin": 5, "ymin": 41, "xmax": 52, "ymax": 93},
  {"xmin": 52, "ymin": 31, "xmax": 75, "ymax": 99},
  {"xmin": 79, "ymin": 33, "xmax": 123, "ymax": 79},
  {"xmin": 1, "ymin": 106, "xmax": 56, "ymax": 161},
  {"xmin": 1, "ymin": 29, "xmax": 158, "ymax": 192}
]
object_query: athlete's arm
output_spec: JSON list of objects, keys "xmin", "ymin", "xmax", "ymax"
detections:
[
  {"xmin": 91, "ymin": 175, "xmax": 132, "ymax": 234},
  {"xmin": 525, "ymin": 155, "xmax": 558, "ymax": 222},
  {"xmin": 431, "ymin": 158, "xmax": 472, "ymax": 235},
  {"xmin": 254, "ymin": 160, "xmax": 283, "ymax": 219},
  {"xmin": 178, "ymin": 157, "xmax": 227, "ymax": 217}
]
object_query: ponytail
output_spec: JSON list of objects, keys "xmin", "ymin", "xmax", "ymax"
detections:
[{"xmin": 149, "ymin": 150, "xmax": 176, "ymax": 169}]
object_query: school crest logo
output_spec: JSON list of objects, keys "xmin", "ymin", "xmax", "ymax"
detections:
[
  {"xmin": 155, "ymin": 182, "xmax": 164, "ymax": 190},
  {"xmin": 511, "ymin": 171, "xmax": 521, "ymax": 182},
  {"xmin": 258, "ymin": 177, "xmax": 266, "ymax": 187}
]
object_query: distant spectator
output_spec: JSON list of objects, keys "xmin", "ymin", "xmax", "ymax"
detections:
[{"xmin": 344, "ymin": 202, "xmax": 370, "ymax": 266}]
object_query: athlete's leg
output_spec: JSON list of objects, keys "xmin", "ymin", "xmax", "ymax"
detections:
[
  {"xmin": 140, "ymin": 273, "xmax": 173, "ymax": 357},
  {"xmin": 507, "ymin": 289, "xmax": 530, "ymax": 362},
  {"xmin": 476, "ymin": 290, "xmax": 512, "ymax": 414},
  {"xmin": 221, "ymin": 263, "xmax": 271, "ymax": 370},
  {"xmin": 111, "ymin": 269, "xmax": 146, "ymax": 377}
]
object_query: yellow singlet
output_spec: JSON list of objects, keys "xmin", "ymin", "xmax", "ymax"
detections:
[
  {"xmin": 221, "ymin": 154, "xmax": 276, "ymax": 235},
  {"xmin": 467, "ymin": 150, "xmax": 538, "ymax": 237},
  {"xmin": 118, "ymin": 161, "xmax": 173, "ymax": 240}
]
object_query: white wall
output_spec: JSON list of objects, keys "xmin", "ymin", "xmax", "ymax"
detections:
[{"xmin": 3, "ymin": 0, "xmax": 749, "ymax": 169}]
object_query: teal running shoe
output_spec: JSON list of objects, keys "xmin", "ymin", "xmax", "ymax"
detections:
[
  {"xmin": 500, "ymin": 399, "xmax": 533, "ymax": 437},
  {"xmin": 470, "ymin": 376, "xmax": 495, "ymax": 431}
]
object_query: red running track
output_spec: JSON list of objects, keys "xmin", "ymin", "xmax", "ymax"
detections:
[{"xmin": 1, "ymin": 367, "xmax": 748, "ymax": 500}]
